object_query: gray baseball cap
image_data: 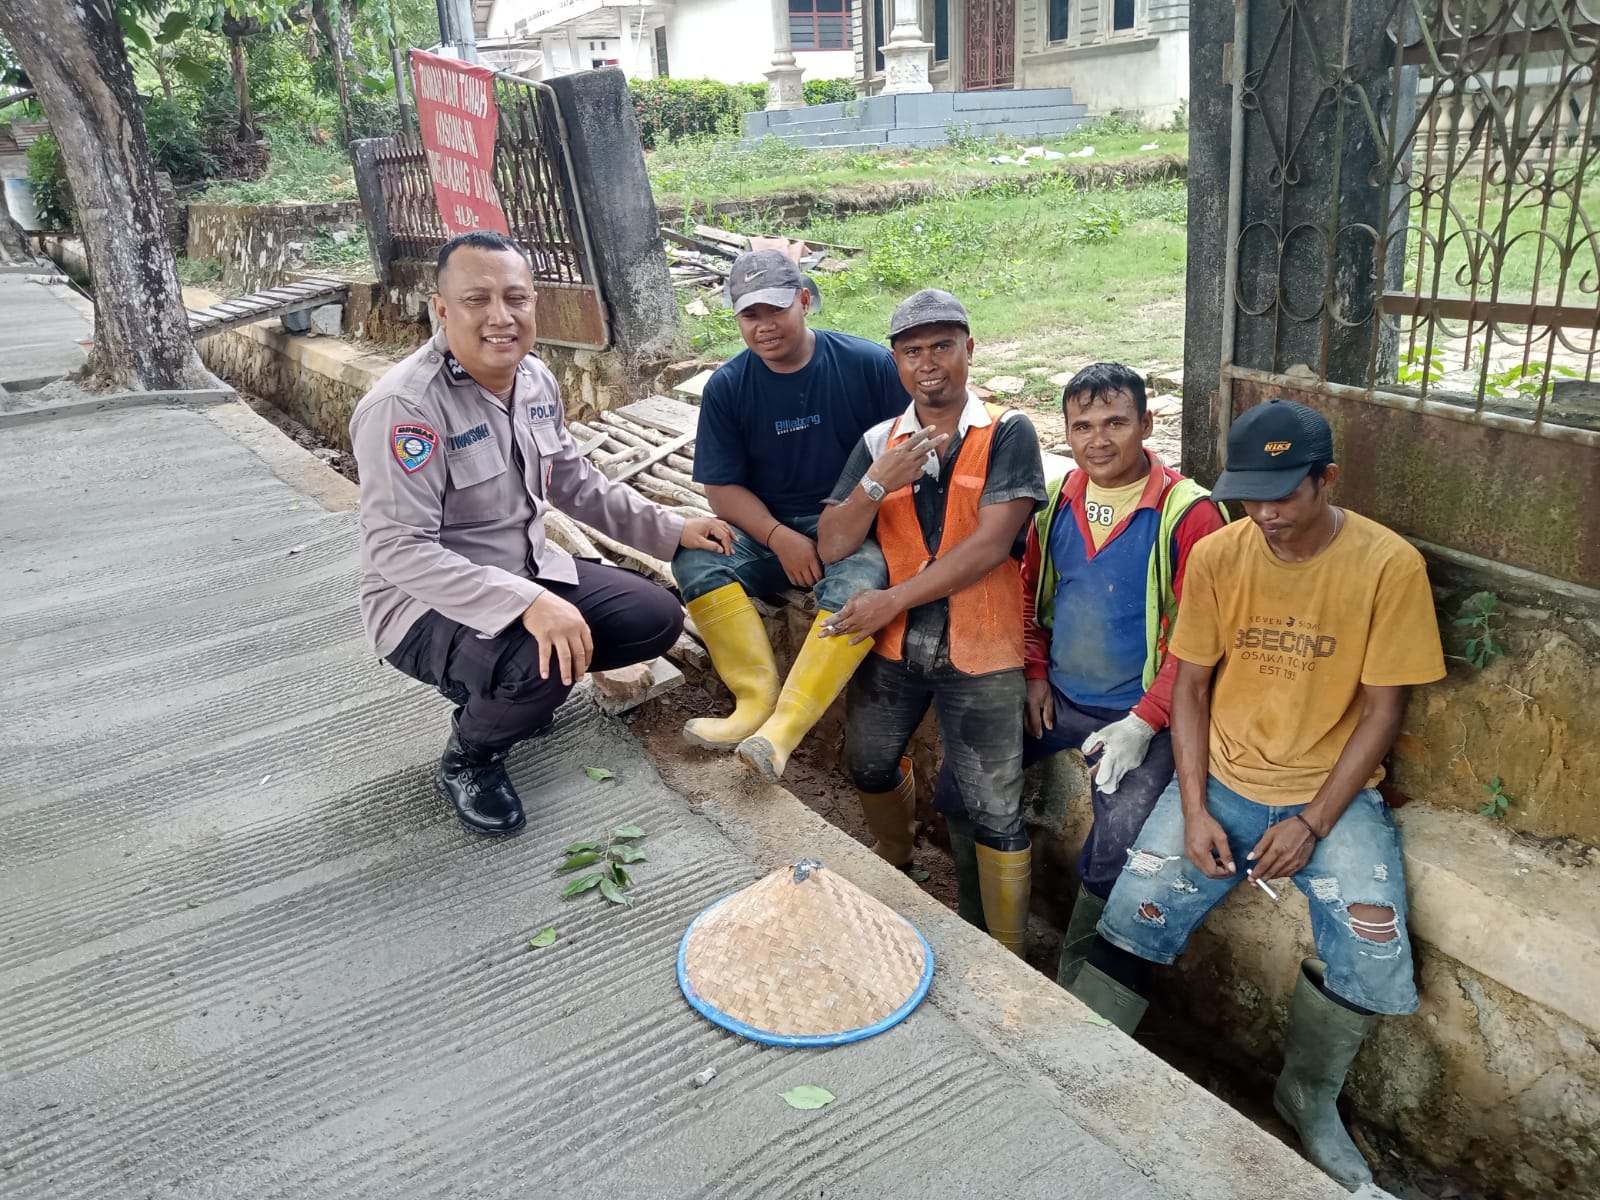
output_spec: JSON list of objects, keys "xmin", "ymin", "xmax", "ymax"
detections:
[
  {"xmin": 889, "ymin": 288, "xmax": 970, "ymax": 340},
  {"xmin": 727, "ymin": 249, "xmax": 804, "ymax": 313}
]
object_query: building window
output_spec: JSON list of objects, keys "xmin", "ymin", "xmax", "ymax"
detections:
[
  {"xmin": 873, "ymin": 0, "xmax": 885, "ymax": 70},
  {"xmin": 1113, "ymin": 0, "xmax": 1136, "ymax": 31},
  {"xmin": 790, "ymin": 0, "xmax": 852, "ymax": 51},
  {"xmin": 654, "ymin": 25, "xmax": 669, "ymax": 77},
  {"xmin": 1048, "ymin": 0, "xmax": 1070, "ymax": 41},
  {"xmin": 934, "ymin": 0, "xmax": 949, "ymax": 61}
]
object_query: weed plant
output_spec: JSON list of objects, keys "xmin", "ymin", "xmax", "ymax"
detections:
[{"xmin": 200, "ymin": 127, "xmax": 357, "ymax": 205}]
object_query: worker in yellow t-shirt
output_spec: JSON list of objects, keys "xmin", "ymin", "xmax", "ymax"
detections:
[{"xmin": 1067, "ymin": 399, "xmax": 1445, "ymax": 1191}]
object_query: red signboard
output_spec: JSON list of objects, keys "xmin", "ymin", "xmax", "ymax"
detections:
[{"xmin": 409, "ymin": 49, "xmax": 510, "ymax": 236}]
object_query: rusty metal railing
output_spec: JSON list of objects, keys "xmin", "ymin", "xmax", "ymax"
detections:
[
  {"xmin": 364, "ymin": 71, "xmax": 609, "ymax": 349},
  {"xmin": 1224, "ymin": 0, "xmax": 1600, "ymax": 442}
]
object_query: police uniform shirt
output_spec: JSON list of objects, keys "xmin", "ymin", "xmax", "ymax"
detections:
[{"xmin": 349, "ymin": 331, "xmax": 686, "ymax": 657}]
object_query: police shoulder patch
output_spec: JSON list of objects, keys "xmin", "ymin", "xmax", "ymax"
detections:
[{"xmin": 392, "ymin": 422, "xmax": 439, "ymax": 473}]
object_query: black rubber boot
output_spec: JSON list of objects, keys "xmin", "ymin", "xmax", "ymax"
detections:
[
  {"xmin": 944, "ymin": 815, "xmax": 987, "ymax": 931},
  {"xmin": 436, "ymin": 715, "xmax": 526, "ymax": 835}
]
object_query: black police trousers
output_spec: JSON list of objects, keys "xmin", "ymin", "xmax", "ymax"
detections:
[{"xmin": 385, "ymin": 559, "xmax": 684, "ymax": 750}]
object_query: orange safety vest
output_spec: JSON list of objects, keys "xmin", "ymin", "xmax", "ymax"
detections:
[{"xmin": 873, "ymin": 404, "xmax": 1026, "ymax": 675}]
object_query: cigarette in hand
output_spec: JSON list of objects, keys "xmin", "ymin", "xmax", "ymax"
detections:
[{"xmin": 1249, "ymin": 873, "xmax": 1279, "ymax": 901}]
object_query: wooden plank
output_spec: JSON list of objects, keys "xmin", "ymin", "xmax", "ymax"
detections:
[
  {"xmin": 659, "ymin": 226, "xmax": 738, "ymax": 260},
  {"xmin": 694, "ymin": 224, "xmax": 749, "ymax": 250},
  {"xmin": 609, "ymin": 430, "xmax": 696, "ymax": 484},
  {"xmin": 618, "ymin": 395, "xmax": 701, "ymax": 437}
]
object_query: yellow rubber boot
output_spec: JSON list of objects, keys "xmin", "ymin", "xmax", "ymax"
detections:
[
  {"xmin": 856, "ymin": 756, "xmax": 917, "ymax": 868},
  {"xmin": 975, "ymin": 843, "xmax": 1032, "ymax": 957},
  {"xmin": 682, "ymin": 583, "xmax": 780, "ymax": 750},
  {"xmin": 736, "ymin": 611, "xmax": 873, "ymax": 782}
]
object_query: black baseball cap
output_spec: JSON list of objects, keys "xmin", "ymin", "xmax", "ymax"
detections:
[
  {"xmin": 727, "ymin": 249, "xmax": 804, "ymax": 313},
  {"xmin": 1211, "ymin": 399, "xmax": 1336, "ymax": 502},
  {"xmin": 888, "ymin": 289, "xmax": 970, "ymax": 340}
]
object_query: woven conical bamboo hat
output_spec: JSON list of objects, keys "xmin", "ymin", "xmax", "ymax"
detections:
[{"xmin": 677, "ymin": 860, "xmax": 934, "ymax": 1047}]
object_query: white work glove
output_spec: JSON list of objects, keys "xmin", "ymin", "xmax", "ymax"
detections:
[{"xmin": 1081, "ymin": 713, "xmax": 1156, "ymax": 795}]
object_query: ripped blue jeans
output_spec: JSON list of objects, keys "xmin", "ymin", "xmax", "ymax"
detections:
[{"xmin": 1097, "ymin": 775, "xmax": 1418, "ymax": 1015}]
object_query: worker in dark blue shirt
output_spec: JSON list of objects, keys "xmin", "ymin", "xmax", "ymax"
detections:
[{"xmin": 673, "ymin": 249, "xmax": 915, "ymax": 779}]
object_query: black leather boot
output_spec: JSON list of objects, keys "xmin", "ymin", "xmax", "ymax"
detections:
[{"xmin": 436, "ymin": 716, "xmax": 526, "ymax": 835}]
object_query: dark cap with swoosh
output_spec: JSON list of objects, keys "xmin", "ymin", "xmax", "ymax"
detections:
[{"xmin": 727, "ymin": 249, "xmax": 805, "ymax": 313}]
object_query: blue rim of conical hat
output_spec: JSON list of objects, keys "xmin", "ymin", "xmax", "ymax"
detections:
[{"xmin": 676, "ymin": 889, "xmax": 935, "ymax": 1048}]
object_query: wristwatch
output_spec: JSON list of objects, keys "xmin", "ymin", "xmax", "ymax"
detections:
[{"xmin": 859, "ymin": 475, "xmax": 887, "ymax": 502}]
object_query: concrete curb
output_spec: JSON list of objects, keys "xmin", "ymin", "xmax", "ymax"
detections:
[
  {"xmin": 0, "ymin": 387, "xmax": 235, "ymax": 429},
  {"xmin": 202, "ymin": 398, "xmax": 360, "ymax": 513},
  {"xmin": 652, "ymin": 751, "xmax": 1387, "ymax": 1200}
]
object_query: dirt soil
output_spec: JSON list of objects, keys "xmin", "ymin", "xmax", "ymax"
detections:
[{"xmin": 241, "ymin": 392, "xmax": 359, "ymax": 484}]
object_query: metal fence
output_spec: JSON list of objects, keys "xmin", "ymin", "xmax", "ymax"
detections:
[
  {"xmin": 365, "ymin": 72, "xmax": 608, "ymax": 348},
  {"xmin": 1225, "ymin": 0, "xmax": 1600, "ymax": 441}
]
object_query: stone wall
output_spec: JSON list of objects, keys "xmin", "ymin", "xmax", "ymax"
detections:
[
  {"xmin": 187, "ymin": 201, "xmax": 361, "ymax": 293},
  {"xmin": 186, "ymin": 286, "xmax": 399, "ymax": 452}
]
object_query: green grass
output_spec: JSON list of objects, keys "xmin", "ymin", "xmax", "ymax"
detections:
[
  {"xmin": 648, "ymin": 117, "xmax": 1187, "ymax": 211},
  {"xmin": 198, "ymin": 127, "xmax": 358, "ymax": 205},
  {"xmin": 679, "ymin": 175, "xmax": 1189, "ymax": 411}
]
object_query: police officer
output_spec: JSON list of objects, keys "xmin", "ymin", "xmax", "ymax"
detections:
[{"xmin": 350, "ymin": 230, "xmax": 732, "ymax": 835}]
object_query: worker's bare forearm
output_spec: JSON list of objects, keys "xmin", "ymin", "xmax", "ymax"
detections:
[
  {"xmin": 704, "ymin": 484, "xmax": 780, "ymax": 546},
  {"xmin": 817, "ymin": 488, "xmax": 879, "ymax": 563},
  {"xmin": 1301, "ymin": 685, "xmax": 1408, "ymax": 836},
  {"xmin": 1171, "ymin": 657, "xmax": 1214, "ymax": 816}
]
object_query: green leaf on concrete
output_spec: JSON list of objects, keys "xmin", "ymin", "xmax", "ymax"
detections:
[
  {"xmin": 561, "ymin": 839, "xmax": 600, "ymax": 855},
  {"xmin": 611, "ymin": 843, "xmax": 649, "ymax": 863},
  {"xmin": 780, "ymin": 1085, "xmax": 835, "ymax": 1110},
  {"xmin": 528, "ymin": 925, "xmax": 558, "ymax": 949},
  {"xmin": 583, "ymin": 766, "xmax": 615, "ymax": 782},
  {"xmin": 612, "ymin": 824, "xmax": 648, "ymax": 839},
  {"xmin": 561, "ymin": 872, "xmax": 603, "ymax": 899},
  {"xmin": 609, "ymin": 863, "xmax": 631, "ymax": 887},
  {"xmin": 1082, "ymin": 1014, "xmax": 1114, "ymax": 1028},
  {"xmin": 558, "ymin": 850, "xmax": 601, "ymax": 872},
  {"xmin": 907, "ymin": 866, "xmax": 931, "ymax": 882},
  {"xmin": 599, "ymin": 878, "xmax": 633, "ymax": 906},
  {"xmin": 185, "ymin": 898, "xmax": 205, "ymax": 909}
]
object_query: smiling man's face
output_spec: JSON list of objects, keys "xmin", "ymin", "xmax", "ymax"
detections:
[
  {"xmin": 891, "ymin": 323, "xmax": 973, "ymax": 411},
  {"xmin": 431, "ymin": 245, "xmax": 537, "ymax": 388}
]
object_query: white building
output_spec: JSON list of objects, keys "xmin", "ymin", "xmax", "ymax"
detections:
[
  {"xmin": 854, "ymin": 0, "xmax": 1188, "ymax": 125},
  {"xmin": 478, "ymin": 0, "xmax": 857, "ymax": 85}
]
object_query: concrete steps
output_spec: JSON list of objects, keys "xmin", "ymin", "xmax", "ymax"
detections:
[{"xmin": 743, "ymin": 88, "xmax": 1090, "ymax": 149}]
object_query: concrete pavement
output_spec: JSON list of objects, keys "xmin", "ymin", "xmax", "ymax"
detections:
[
  {"xmin": 0, "ymin": 265, "xmax": 90, "ymax": 393},
  {"xmin": 0, "ymin": 391, "xmax": 1375, "ymax": 1199}
]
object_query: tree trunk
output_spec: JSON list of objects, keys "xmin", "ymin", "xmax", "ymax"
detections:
[
  {"xmin": 229, "ymin": 36, "xmax": 253, "ymax": 138},
  {"xmin": 312, "ymin": 0, "xmax": 355, "ymax": 146},
  {"xmin": 386, "ymin": 0, "xmax": 413, "ymax": 131},
  {"xmin": 0, "ymin": 207, "xmax": 29, "ymax": 264},
  {"xmin": 0, "ymin": 0, "xmax": 214, "ymax": 391},
  {"xmin": 154, "ymin": 58, "xmax": 174, "ymax": 103}
]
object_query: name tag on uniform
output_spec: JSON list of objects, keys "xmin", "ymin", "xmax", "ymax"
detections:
[
  {"xmin": 447, "ymin": 423, "xmax": 492, "ymax": 451},
  {"xmin": 528, "ymin": 400, "xmax": 560, "ymax": 423}
]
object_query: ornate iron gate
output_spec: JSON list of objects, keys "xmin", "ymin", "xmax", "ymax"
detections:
[
  {"xmin": 364, "ymin": 72, "xmax": 609, "ymax": 349},
  {"xmin": 963, "ymin": 0, "xmax": 1015, "ymax": 90},
  {"xmin": 1216, "ymin": 0, "xmax": 1600, "ymax": 586}
]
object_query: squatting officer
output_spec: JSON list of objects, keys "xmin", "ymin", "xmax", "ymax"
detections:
[{"xmin": 350, "ymin": 230, "xmax": 732, "ymax": 835}]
